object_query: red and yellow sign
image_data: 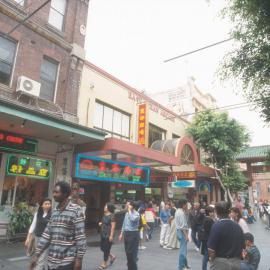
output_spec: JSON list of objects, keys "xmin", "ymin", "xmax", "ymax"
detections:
[
  {"xmin": 175, "ymin": 171, "xmax": 196, "ymax": 179},
  {"xmin": 138, "ymin": 103, "xmax": 148, "ymax": 147}
]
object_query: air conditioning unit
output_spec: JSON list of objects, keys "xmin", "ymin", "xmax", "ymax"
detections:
[{"xmin": 16, "ymin": 76, "xmax": 41, "ymax": 97}]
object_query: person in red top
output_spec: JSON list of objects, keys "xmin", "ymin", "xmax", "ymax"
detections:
[{"xmin": 145, "ymin": 202, "xmax": 156, "ymax": 240}]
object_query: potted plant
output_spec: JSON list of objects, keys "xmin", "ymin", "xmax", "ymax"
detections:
[{"xmin": 8, "ymin": 202, "xmax": 33, "ymax": 241}]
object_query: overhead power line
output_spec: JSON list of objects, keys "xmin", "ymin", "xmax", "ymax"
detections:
[
  {"xmin": 164, "ymin": 38, "xmax": 233, "ymax": 63},
  {"xmin": 179, "ymin": 101, "xmax": 253, "ymax": 118},
  {"xmin": 6, "ymin": 0, "xmax": 51, "ymax": 36}
]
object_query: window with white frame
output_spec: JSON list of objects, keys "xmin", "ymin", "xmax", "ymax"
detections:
[
  {"xmin": 39, "ymin": 57, "xmax": 58, "ymax": 101},
  {"xmin": 94, "ymin": 102, "xmax": 130, "ymax": 140},
  {"xmin": 0, "ymin": 35, "xmax": 17, "ymax": 86},
  {"xmin": 48, "ymin": 0, "xmax": 67, "ymax": 31}
]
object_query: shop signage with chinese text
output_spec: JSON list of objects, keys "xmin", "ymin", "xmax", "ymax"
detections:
[
  {"xmin": 6, "ymin": 155, "xmax": 51, "ymax": 179},
  {"xmin": 169, "ymin": 171, "xmax": 196, "ymax": 182},
  {"xmin": 171, "ymin": 180, "xmax": 195, "ymax": 188},
  {"xmin": 75, "ymin": 154, "xmax": 150, "ymax": 185},
  {"xmin": 137, "ymin": 103, "xmax": 148, "ymax": 147},
  {"xmin": 0, "ymin": 130, "xmax": 37, "ymax": 154}
]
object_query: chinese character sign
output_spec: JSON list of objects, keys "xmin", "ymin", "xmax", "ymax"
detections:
[
  {"xmin": 75, "ymin": 154, "xmax": 150, "ymax": 185},
  {"xmin": 138, "ymin": 103, "xmax": 148, "ymax": 147},
  {"xmin": 6, "ymin": 155, "xmax": 51, "ymax": 179}
]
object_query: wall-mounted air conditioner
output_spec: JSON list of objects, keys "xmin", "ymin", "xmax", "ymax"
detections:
[{"xmin": 16, "ymin": 76, "xmax": 41, "ymax": 97}]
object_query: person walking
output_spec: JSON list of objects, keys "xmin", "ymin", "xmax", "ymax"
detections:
[
  {"xmin": 175, "ymin": 199, "xmax": 190, "ymax": 270},
  {"xmin": 189, "ymin": 202, "xmax": 204, "ymax": 251},
  {"xmin": 165, "ymin": 201, "xmax": 179, "ymax": 249},
  {"xmin": 145, "ymin": 202, "xmax": 156, "ymax": 240},
  {"xmin": 159, "ymin": 202, "xmax": 171, "ymax": 248},
  {"xmin": 208, "ymin": 201, "xmax": 244, "ymax": 270},
  {"xmin": 200, "ymin": 206, "xmax": 215, "ymax": 270},
  {"xmin": 98, "ymin": 203, "xmax": 116, "ymax": 269},
  {"xmin": 30, "ymin": 181, "xmax": 86, "ymax": 270},
  {"xmin": 119, "ymin": 201, "xmax": 140, "ymax": 270},
  {"xmin": 230, "ymin": 207, "xmax": 250, "ymax": 233},
  {"xmin": 25, "ymin": 198, "xmax": 52, "ymax": 270}
]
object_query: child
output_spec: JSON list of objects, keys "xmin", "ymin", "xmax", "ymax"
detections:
[
  {"xmin": 241, "ymin": 232, "xmax": 261, "ymax": 270},
  {"xmin": 138, "ymin": 208, "xmax": 149, "ymax": 250}
]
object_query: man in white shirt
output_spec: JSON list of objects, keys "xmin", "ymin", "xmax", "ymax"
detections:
[{"xmin": 175, "ymin": 199, "xmax": 190, "ymax": 270}]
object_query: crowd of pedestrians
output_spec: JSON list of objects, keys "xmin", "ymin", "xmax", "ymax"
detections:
[{"xmin": 24, "ymin": 181, "xmax": 263, "ymax": 270}]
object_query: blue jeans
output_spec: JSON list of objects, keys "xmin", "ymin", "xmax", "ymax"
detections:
[
  {"xmin": 177, "ymin": 229, "xmax": 188, "ymax": 270},
  {"xmin": 191, "ymin": 225, "xmax": 201, "ymax": 248},
  {"xmin": 202, "ymin": 246, "xmax": 208, "ymax": 270},
  {"xmin": 240, "ymin": 262, "xmax": 253, "ymax": 270}
]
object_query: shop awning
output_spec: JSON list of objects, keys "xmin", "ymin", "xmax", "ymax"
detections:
[
  {"xmin": 0, "ymin": 99, "xmax": 106, "ymax": 145},
  {"xmin": 76, "ymin": 137, "xmax": 180, "ymax": 167}
]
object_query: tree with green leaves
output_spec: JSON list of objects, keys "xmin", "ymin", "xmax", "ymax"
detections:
[
  {"xmin": 186, "ymin": 110, "xmax": 249, "ymax": 202},
  {"xmin": 221, "ymin": 0, "xmax": 270, "ymax": 122}
]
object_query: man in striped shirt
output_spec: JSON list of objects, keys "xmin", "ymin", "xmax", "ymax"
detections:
[{"xmin": 30, "ymin": 181, "xmax": 86, "ymax": 270}]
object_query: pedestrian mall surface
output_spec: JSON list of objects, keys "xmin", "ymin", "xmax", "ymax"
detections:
[{"xmin": 0, "ymin": 220, "xmax": 268, "ymax": 270}]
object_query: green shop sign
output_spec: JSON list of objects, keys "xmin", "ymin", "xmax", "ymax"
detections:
[{"xmin": 6, "ymin": 155, "xmax": 51, "ymax": 179}]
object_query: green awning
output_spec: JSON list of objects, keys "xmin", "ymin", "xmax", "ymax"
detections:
[{"xmin": 0, "ymin": 99, "xmax": 106, "ymax": 144}]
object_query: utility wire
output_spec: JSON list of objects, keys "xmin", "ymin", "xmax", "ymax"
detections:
[
  {"xmin": 164, "ymin": 38, "xmax": 233, "ymax": 63},
  {"xmin": 6, "ymin": 0, "xmax": 51, "ymax": 36},
  {"xmin": 164, "ymin": 101, "xmax": 253, "ymax": 120}
]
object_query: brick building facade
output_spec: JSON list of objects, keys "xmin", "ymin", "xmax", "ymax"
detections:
[
  {"xmin": 0, "ymin": 0, "xmax": 106, "ymax": 231},
  {"xmin": 0, "ymin": 0, "xmax": 89, "ymax": 120}
]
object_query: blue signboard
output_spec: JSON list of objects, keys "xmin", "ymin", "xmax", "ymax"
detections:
[
  {"xmin": 75, "ymin": 154, "xmax": 150, "ymax": 186},
  {"xmin": 172, "ymin": 180, "xmax": 195, "ymax": 188}
]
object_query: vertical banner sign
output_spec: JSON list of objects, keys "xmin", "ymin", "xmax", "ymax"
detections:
[{"xmin": 137, "ymin": 103, "xmax": 148, "ymax": 147}]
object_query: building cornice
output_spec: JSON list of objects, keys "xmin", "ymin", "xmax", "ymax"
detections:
[{"xmin": 85, "ymin": 61, "xmax": 190, "ymax": 125}]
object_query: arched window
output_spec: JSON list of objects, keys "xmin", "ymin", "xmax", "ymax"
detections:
[{"xmin": 180, "ymin": 144, "xmax": 195, "ymax": 165}]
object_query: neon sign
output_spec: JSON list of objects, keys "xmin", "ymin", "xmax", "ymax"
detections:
[
  {"xmin": 75, "ymin": 154, "xmax": 150, "ymax": 185},
  {"xmin": 138, "ymin": 103, "xmax": 148, "ymax": 147},
  {"xmin": 6, "ymin": 155, "xmax": 51, "ymax": 179},
  {"xmin": 0, "ymin": 131, "xmax": 37, "ymax": 154}
]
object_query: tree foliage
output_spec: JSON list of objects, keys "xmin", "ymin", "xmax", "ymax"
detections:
[
  {"xmin": 186, "ymin": 110, "xmax": 249, "ymax": 193},
  {"xmin": 221, "ymin": 0, "xmax": 270, "ymax": 122},
  {"xmin": 221, "ymin": 164, "xmax": 247, "ymax": 193}
]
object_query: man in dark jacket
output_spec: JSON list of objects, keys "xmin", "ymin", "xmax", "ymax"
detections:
[{"xmin": 189, "ymin": 202, "xmax": 204, "ymax": 251}]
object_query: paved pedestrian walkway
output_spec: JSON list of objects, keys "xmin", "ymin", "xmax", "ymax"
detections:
[{"xmin": 0, "ymin": 220, "xmax": 269, "ymax": 269}]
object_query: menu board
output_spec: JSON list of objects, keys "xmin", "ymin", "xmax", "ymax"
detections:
[
  {"xmin": 75, "ymin": 154, "xmax": 150, "ymax": 185},
  {"xmin": 6, "ymin": 155, "xmax": 51, "ymax": 179}
]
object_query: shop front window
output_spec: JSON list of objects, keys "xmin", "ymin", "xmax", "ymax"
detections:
[{"xmin": 1, "ymin": 176, "xmax": 49, "ymax": 207}]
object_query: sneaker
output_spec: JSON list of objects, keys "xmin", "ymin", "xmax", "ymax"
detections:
[
  {"xmin": 194, "ymin": 247, "xmax": 199, "ymax": 252},
  {"xmin": 163, "ymin": 246, "xmax": 173, "ymax": 250},
  {"xmin": 140, "ymin": 246, "xmax": 146, "ymax": 250},
  {"xmin": 183, "ymin": 267, "xmax": 191, "ymax": 270}
]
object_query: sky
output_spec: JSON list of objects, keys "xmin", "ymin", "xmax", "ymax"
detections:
[{"xmin": 85, "ymin": 0, "xmax": 270, "ymax": 146}]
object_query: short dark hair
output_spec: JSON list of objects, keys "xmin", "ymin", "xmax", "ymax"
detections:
[
  {"xmin": 55, "ymin": 181, "xmax": 71, "ymax": 197},
  {"xmin": 205, "ymin": 205, "xmax": 215, "ymax": 216},
  {"xmin": 231, "ymin": 207, "xmax": 243, "ymax": 221},
  {"xmin": 129, "ymin": 201, "xmax": 139, "ymax": 210},
  {"xmin": 106, "ymin": 203, "xmax": 115, "ymax": 214},
  {"xmin": 244, "ymin": 232, "xmax": 254, "ymax": 243},
  {"xmin": 215, "ymin": 201, "xmax": 230, "ymax": 217},
  {"xmin": 178, "ymin": 199, "xmax": 188, "ymax": 208}
]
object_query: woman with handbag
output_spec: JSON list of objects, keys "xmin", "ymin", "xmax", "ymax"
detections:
[{"xmin": 25, "ymin": 198, "xmax": 52, "ymax": 270}]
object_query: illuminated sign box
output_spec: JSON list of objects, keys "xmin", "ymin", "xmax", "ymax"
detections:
[
  {"xmin": 6, "ymin": 155, "xmax": 51, "ymax": 179},
  {"xmin": 0, "ymin": 130, "xmax": 37, "ymax": 154},
  {"xmin": 75, "ymin": 154, "xmax": 150, "ymax": 186},
  {"xmin": 171, "ymin": 180, "xmax": 195, "ymax": 188}
]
